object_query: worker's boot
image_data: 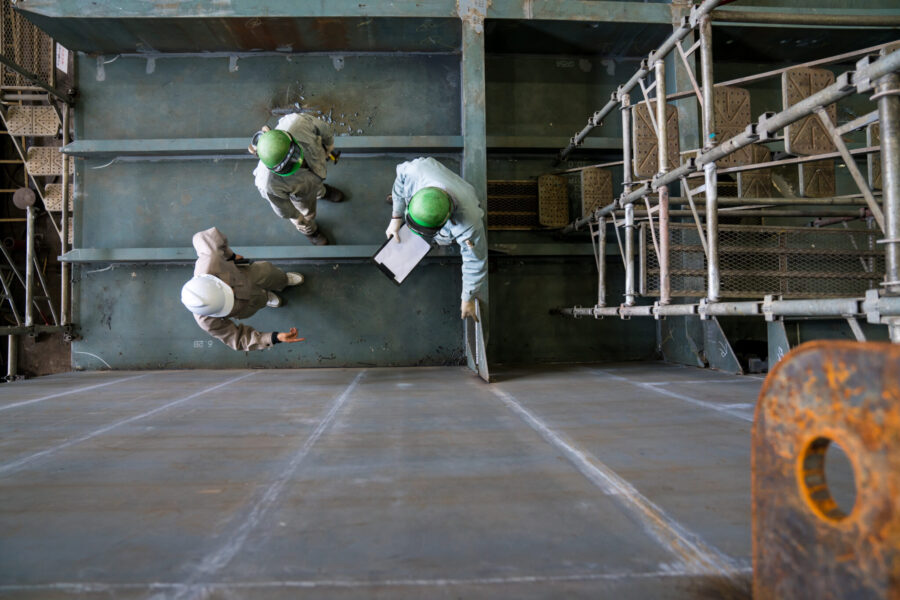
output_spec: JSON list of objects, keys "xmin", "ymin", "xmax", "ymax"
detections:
[
  {"xmin": 286, "ymin": 272, "xmax": 304, "ymax": 286},
  {"xmin": 321, "ymin": 184, "xmax": 344, "ymax": 203},
  {"xmin": 266, "ymin": 291, "xmax": 283, "ymax": 308},
  {"xmin": 304, "ymin": 229, "xmax": 329, "ymax": 246},
  {"xmin": 290, "ymin": 217, "xmax": 330, "ymax": 246}
]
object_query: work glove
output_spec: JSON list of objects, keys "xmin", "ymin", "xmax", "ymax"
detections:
[
  {"xmin": 385, "ymin": 217, "xmax": 403, "ymax": 242},
  {"xmin": 461, "ymin": 299, "xmax": 478, "ymax": 321}
]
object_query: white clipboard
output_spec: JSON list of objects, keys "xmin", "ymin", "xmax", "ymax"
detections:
[{"xmin": 373, "ymin": 224, "xmax": 432, "ymax": 285}]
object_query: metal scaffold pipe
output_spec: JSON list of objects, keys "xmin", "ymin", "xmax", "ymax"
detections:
[
  {"xmin": 24, "ymin": 206, "xmax": 34, "ymax": 328},
  {"xmin": 622, "ymin": 93, "xmax": 636, "ymax": 307},
  {"xmin": 699, "ymin": 14, "xmax": 716, "ymax": 151},
  {"xmin": 557, "ymin": 0, "xmax": 726, "ymax": 161},
  {"xmin": 655, "ymin": 59, "xmax": 670, "ymax": 305},
  {"xmin": 61, "ymin": 105, "xmax": 71, "ymax": 326},
  {"xmin": 877, "ymin": 70, "xmax": 900, "ymax": 295}
]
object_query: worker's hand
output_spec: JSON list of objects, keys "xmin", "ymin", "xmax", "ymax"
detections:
[
  {"xmin": 325, "ymin": 142, "xmax": 335, "ymax": 154},
  {"xmin": 385, "ymin": 217, "xmax": 403, "ymax": 242},
  {"xmin": 461, "ymin": 299, "xmax": 478, "ymax": 321},
  {"xmin": 233, "ymin": 253, "xmax": 244, "ymax": 261},
  {"xmin": 277, "ymin": 327, "xmax": 305, "ymax": 343}
]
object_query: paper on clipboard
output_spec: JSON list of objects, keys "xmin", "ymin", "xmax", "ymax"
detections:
[{"xmin": 373, "ymin": 224, "xmax": 432, "ymax": 284}]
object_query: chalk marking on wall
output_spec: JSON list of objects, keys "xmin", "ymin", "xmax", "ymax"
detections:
[
  {"xmin": 0, "ymin": 372, "xmax": 256, "ymax": 477},
  {"xmin": 163, "ymin": 370, "xmax": 367, "ymax": 600},
  {"xmin": 488, "ymin": 384, "xmax": 743, "ymax": 579},
  {"xmin": 72, "ymin": 350, "xmax": 112, "ymax": 369},
  {"xmin": 0, "ymin": 373, "xmax": 150, "ymax": 412}
]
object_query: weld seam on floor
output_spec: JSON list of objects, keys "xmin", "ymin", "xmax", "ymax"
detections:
[
  {"xmin": 0, "ymin": 372, "xmax": 256, "ymax": 477},
  {"xmin": 0, "ymin": 373, "xmax": 152, "ymax": 412},
  {"xmin": 0, "ymin": 566, "xmax": 755, "ymax": 593},
  {"xmin": 486, "ymin": 383, "xmax": 744, "ymax": 580},
  {"xmin": 163, "ymin": 370, "xmax": 367, "ymax": 600},
  {"xmin": 594, "ymin": 370, "xmax": 754, "ymax": 423}
]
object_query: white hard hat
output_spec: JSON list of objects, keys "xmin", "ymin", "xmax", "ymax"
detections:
[{"xmin": 181, "ymin": 274, "xmax": 235, "ymax": 317}]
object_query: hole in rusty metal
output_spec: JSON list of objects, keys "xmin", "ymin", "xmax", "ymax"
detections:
[{"xmin": 800, "ymin": 437, "xmax": 857, "ymax": 523}]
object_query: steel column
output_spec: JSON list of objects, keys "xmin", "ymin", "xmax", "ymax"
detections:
[
  {"xmin": 877, "ymin": 71, "xmax": 900, "ymax": 295},
  {"xmin": 460, "ymin": 7, "xmax": 489, "ymax": 378},
  {"xmin": 24, "ymin": 206, "xmax": 35, "ymax": 328}
]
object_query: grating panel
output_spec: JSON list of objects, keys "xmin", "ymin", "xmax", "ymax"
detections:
[
  {"xmin": 580, "ymin": 168, "xmax": 613, "ymax": 218},
  {"xmin": 43, "ymin": 183, "xmax": 72, "ymax": 212},
  {"xmin": 798, "ymin": 159, "xmax": 835, "ymax": 198},
  {"xmin": 783, "ymin": 67, "xmax": 837, "ymax": 156},
  {"xmin": 868, "ymin": 123, "xmax": 881, "ymax": 191},
  {"xmin": 632, "ymin": 100, "xmax": 680, "ymax": 177},
  {"xmin": 486, "ymin": 180, "xmax": 539, "ymax": 230},
  {"xmin": 713, "ymin": 87, "xmax": 752, "ymax": 167},
  {"xmin": 0, "ymin": 0, "xmax": 53, "ymax": 88},
  {"xmin": 25, "ymin": 146, "xmax": 72, "ymax": 176},
  {"xmin": 738, "ymin": 145, "xmax": 775, "ymax": 198},
  {"xmin": 643, "ymin": 222, "xmax": 883, "ymax": 299},
  {"xmin": 537, "ymin": 174, "xmax": 569, "ymax": 228},
  {"xmin": 6, "ymin": 105, "xmax": 60, "ymax": 136}
]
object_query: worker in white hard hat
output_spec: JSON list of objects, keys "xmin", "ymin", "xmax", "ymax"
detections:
[
  {"xmin": 250, "ymin": 112, "xmax": 345, "ymax": 246},
  {"xmin": 181, "ymin": 227, "xmax": 305, "ymax": 351},
  {"xmin": 385, "ymin": 157, "xmax": 487, "ymax": 321}
]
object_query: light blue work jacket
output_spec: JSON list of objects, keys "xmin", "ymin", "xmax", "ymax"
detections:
[{"xmin": 391, "ymin": 157, "xmax": 487, "ymax": 301}]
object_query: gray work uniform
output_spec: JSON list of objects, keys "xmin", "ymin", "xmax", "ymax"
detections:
[
  {"xmin": 253, "ymin": 113, "xmax": 334, "ymax": 235},
  {"xmin": 191, "ymin": 227, "xmax": 288, "ymax": 351}
]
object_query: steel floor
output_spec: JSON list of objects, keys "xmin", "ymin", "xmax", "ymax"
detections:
[{"xmin": 0, "ymin": 363, "xmax": 765, "ymax": 599}]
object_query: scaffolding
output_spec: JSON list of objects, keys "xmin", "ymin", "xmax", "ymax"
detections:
[
  {"xmin": 558, "ymin": 0, "xmax": 900, "ymax": 344},
  {"xmin": 0, "ymin": 0, "xmax": 73, "ymax": 379}
]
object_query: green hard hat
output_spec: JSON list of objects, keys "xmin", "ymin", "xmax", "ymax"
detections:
[
  {"xmin": 407, "ymin": 187, "xmax": 452, "ymax": 235},
  {"xmin": 256, "ymin": 129, "xmax": 303, "ymax": 176}
]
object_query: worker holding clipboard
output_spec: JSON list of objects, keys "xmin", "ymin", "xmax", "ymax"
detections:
[{"xmin": 374, "ymin": 157, "xmax": 487, "ymax": 321}]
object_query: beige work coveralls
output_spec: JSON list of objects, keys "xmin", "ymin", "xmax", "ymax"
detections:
[
  {"xmin": 191, "ymin": 227, "xmax": 288, "ymax": 351},
  {"xmin": 253, "ymin": 113, "xmax": 333, "ymax": 235}
]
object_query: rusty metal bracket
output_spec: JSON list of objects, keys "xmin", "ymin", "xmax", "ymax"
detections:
[{"xmin": 753, "ymin": 341, "xmax": 900, "ymax": 599}]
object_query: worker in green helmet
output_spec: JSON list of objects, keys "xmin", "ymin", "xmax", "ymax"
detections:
[
  {"xmin": 386, "ymin": 157, "xmax": 486, "ymax": 321},
  {"xmin": 250, "ymin": 113, "xmax": 344, "ymax": 246}
]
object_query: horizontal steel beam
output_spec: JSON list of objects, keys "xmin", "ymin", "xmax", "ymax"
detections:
[
  {"xmin": 16, "ymin": 0, "xmax": 671, "ymax": 22},
  {"xmin": 0, "ymin": 325, "xmax": 68, "ymax": 336},
  {"xmin": 60, "ymin": 243, "xmax": 603, "ymax": 263},
  {"xmin": 62, "ymin": 136, "xmax": 466, "ymax": 158},
  {"xmin": 711, "ymin": 7, "xmax": 900, "ymax": 28},
  {"xmin": 63, "ymin": 135, "xmax": 621, "ymax": 158}
]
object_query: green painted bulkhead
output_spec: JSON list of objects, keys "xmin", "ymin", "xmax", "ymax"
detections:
[{"xmin": 16, "ymin": 0, "xmax": 900, "ymax": 369}]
